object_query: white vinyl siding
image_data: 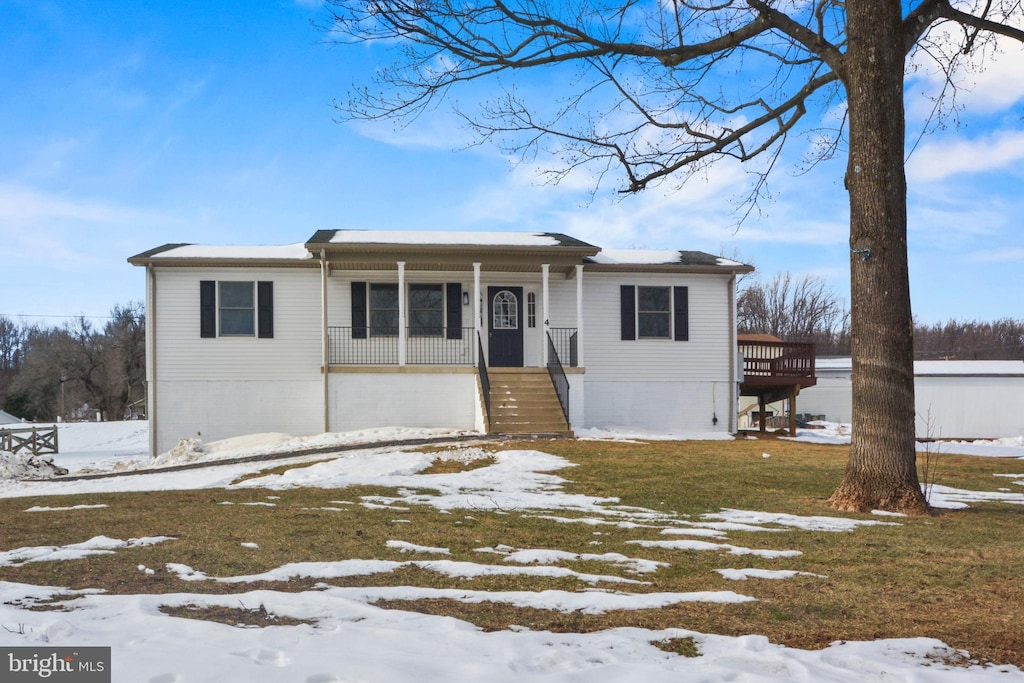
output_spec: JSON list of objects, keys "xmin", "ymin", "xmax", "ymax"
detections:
[
  {"xmin": 153, "ymin": 267, "xmax": 322, "ymax": 382},
  {"xmin": 582, "ymin": 272, "xmax": 731, "ymax": 381},
  {"xmin": 581, "ymin": 271, "xmax": 733, "ymax": 434}
]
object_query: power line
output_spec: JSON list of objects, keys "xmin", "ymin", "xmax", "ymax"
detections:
[{"xmin": 0, "ymin": 313, "xmax": 118, "ymax": 320}]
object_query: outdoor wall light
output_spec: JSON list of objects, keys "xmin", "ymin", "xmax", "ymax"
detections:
[{"xmin": 463, "ymin": 291, "xmax": 470, "ymax": 306}]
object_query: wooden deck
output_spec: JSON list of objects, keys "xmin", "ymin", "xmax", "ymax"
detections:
[{"xmin": 738, "ymin": 340, "xmax": 817, "ymax": 434}]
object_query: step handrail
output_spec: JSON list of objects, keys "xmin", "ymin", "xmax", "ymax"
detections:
[{"xmin": 546, "ymin": 332, "xmax": 570, "ymax": 425}]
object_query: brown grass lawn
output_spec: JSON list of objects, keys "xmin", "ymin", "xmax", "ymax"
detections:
[{"xmin": 2, "ymin": 436, "xmax": 1022, "ymax": 666}]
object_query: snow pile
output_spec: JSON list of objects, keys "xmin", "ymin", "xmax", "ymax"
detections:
[{"xmin": 0, "ymin": 451, "xmax": 68, "ymax": 480}]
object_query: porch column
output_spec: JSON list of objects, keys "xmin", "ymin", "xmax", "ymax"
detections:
[
  {"xmin": 575, "ymin": 264, "xmax": 584, "ymax": 367},
  {"xmin": 320, "ymin": 250, "xmax": 330, "ymax": 433},
  {"xmin": 473, "ymin": 263, "xmax": 481, "ymax": 364},
  {"xmin": 541, "ymin": 264, "xmax": 550, "ymax": 366},
  {"xmin": 397, "ymin": 261, "xmax": 406, "ymax": 366}
]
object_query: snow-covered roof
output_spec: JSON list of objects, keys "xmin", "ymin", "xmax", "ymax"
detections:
[
  {"xmin": 816, "ymin": 358, "xmax": 1024, "ymax": 376},
  {"xmin": 130, "ymin": 231, "xmax": 751, "ymax": 272},
  {"xmin": 0, "ymin": 409, "xmax": 24, "ymax": 425},
  {"xmin": 141, "ymin": 243, "xmax": 313, "ymax": 261},
  {"xmin": 321, "ymin": 230, "xmax": 565, "ymax": 247},
  {"xmin": 585, "ymin": 249, "xmax": 752, "ymax": 271}
]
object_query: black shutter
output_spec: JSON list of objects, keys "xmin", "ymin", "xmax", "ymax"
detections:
[
  {"xmin": 673, "ymin": 286, "xmax": 689, "ymax": 342},
  {"xmin": 446, "ymin": 283, "xmax": 463, "ymax": 339},
  {"xmin": 257, "ymin": 281, "xmax": 274, "ymax": 339},
  {"xmin": 620, "ymin": 285, "xmax": 636, "ymax": 340},
  {"xmin": 351, "ymin": 282, "xmax": 367, "ymax": 339},
  {"xmin": 200, "ymin": 280, "xmax": 216, "ymax": 338}
]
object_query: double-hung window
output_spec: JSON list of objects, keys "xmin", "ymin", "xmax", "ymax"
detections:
[
  {"xmin": 620, "ymin": 285, "xmax": 688, "ymax": 342},
  {"xmin": 200, "ymin": 280, "xmax": 274, "ymax": 339},
  {"xmin": 219, "ymin": 282, "xmax": 256, "ymax": 336},
  {"xmin": 369, "ymin": 284, "xmax": 399, "ymax": 336},
  {"xmin": 351, "ymin": 281, "xmax": 463, "ymax": 340},
  {"xmin": 637, "ymin": 286, "xmax": 671, "ymax": 338},
  {"xmin": 409, "ymin": 284, "xmax": 443, "ymax": 336}
]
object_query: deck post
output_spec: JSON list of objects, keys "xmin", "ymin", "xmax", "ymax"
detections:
[
  {"xmin": 758, "ymin": 395, "xmax": 767, "ymax": 432},
  {"xmin": 789, "ymin": 386, "xmax": 798, "ymax": 436}
]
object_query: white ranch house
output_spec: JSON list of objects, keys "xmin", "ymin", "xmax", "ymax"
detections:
[{"xmin": 130, "ymin": 230, "xmax": 753, "ymax": 456}]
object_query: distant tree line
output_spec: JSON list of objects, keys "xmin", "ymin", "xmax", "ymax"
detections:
[
  {"xmin": 0, "ymin": 303, "xmax": 145, "ymax": 422},
  {"xmin": 738, "ymin": 274, "xmax": 1024, "ymax": 360}
]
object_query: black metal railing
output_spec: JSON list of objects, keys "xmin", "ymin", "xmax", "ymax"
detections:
[
  {"xmin": 328, "ymin": 327, "xmax": 475, "ymax": 365},
  {"xmin": 548, "ymin": 327, "xmax": 579, "ymax": 367},
  {"xmin": 477, "ymin": 332, "xmax": 491, "ymax": 425},
  {"xmin": 546, "ymin": 332, "xmax": 570, "ymax": 424}
]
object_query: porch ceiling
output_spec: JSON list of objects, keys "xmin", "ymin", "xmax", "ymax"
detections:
[{"xmin": 325, "ymin": 258, "xmax": 580, "ymax": 275}]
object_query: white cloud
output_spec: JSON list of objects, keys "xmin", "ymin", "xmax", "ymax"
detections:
[
  {"xmin": 907, "ymin": 32, "xmax": 1024, "ymax": 116},
  {"xmin": 906, "ymin": 129, "xmax": 1024, "ymax": 182},
  {"xmin": 0, "ymin": 183, "xmax": 172, "ymax": 227},
  {"xmin": 967, "ymin": 247, "xmax": 1024, "ymax": 263}
]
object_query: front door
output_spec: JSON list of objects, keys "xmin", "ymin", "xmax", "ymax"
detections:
[{"xmin": 488, "ymin": 286, "xmax": 524, "ymax": 367}]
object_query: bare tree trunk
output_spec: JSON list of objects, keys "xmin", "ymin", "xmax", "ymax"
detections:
[{"xmin": 829, "ymin": 0, "xmax": 928, "ymax": 514}]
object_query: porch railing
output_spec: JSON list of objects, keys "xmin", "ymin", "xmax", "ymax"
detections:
[
  {"xmin": 738, "ymin": 340, "xmax": 816, "ymax": 379},
  {"xmin": 548, "ymin": 327, "xmax": 579, "ymax": 367},
  {"xmin": 328, "ymin": 327, "xmax": 475, "ymax": 365},
  {"xmin": 546, "ymin": 332, "xmax": 570, "ymax": 424},
  {"xmin": 477, "ymin": 332, "xmax": 491, "ymax": 425}
]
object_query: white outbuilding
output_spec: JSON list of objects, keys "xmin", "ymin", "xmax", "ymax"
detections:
[{"xmin": 798, "ymin": 358, "xmax": 1024, "ymax": 439}]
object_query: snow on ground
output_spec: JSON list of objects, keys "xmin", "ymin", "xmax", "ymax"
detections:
[
  {"xmin": 785, "ymin": 421, "xmax": 1024, "ymax": 459},
  {"xmin": 2, "ymin": 421, "xmax": 1023, "ymax": 681}
]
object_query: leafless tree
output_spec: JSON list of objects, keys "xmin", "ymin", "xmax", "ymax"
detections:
[
  {"xmin": 739, "ymin": 272, "xmax": 846, "ymax": 338},
  {"xmin": 0, "ymin": 316, "xmax": 25, "ymax": 410},
  {"xmin": 3, "ymin": 304, "xmax": 146, "ymax": 422},
  {"xmin": 324, "ymin": 0, "xmax": 1024, "ymax": 512}
]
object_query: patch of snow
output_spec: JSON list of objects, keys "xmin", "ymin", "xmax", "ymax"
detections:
[
  {"xmin": 387, "ymin": 541, "xmax": 451, "ymax": 555},
  {"xmin": 926, "ymin": 484, "xmax": 1024, "ymax": 509},
  {"xmin": 575, "ymin": 428, "xmax": 734, "ymax": 442},
  {"xmin": 715, "ymin": 568, "xmax": 826, "ymax": 581},
  {"xmin": 478, "ymin": 546, "xmax": 668, "ymax": 575},
  {"xmin": 628, "ymin": 539, "xmax": 803, "ymax": 559},
  {"xmin": 702, "ymin": 509, "xmax": 901, "ymax": 532},
  {"xmin": 5, "ymin": 582, "xmax": 1012, "ymax": 681},
  {"xmin": 0, "ymin": 536, "xmax": 175, "ymax": 566}
]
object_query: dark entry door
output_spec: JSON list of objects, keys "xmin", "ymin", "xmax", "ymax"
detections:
[{"xmin": 488, "ymin": 286, "xmax": 524, "ymax": 367}]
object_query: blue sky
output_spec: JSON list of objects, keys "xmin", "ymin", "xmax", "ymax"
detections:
[{"xmin": 1, "ymin": 0, "xmax": 1022, "ymax": 326}]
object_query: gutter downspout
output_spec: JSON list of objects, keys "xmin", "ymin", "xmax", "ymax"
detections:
[
  {"xmin": 147, "ymin": 265, "xmax": 157, "ymax": 458},
  {"xmin": 321, "ymin": 250, "xmax": 330, "ymax": 433},
  {"xmin": 728, "ymin": 274, "xmax": 738, "ymax": 433}
]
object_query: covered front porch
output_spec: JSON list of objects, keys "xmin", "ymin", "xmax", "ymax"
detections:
[{"xmin": 309, "ymin": 230, "xmax": 597, "ymax": 435}]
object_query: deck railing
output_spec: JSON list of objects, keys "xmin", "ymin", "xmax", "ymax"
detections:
[
  {"xmin": 739, "ymin": 340, "xmax": 816, "ymax": 379},
  {"xmin": 328, "ymin": 327, "xmax": 475, "ymax": 365},
  {"xmin": 546, "ymin": 332, "xmax": 570, "ymax": 424},
  {"xmin": 547, "ymin": 327, "xmax": 578, "ymax": 367}
]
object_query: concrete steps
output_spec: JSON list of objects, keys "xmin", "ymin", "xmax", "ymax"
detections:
[{"xmin": 487, "ymin": 368, "xmax": 572, "ymax": 437}]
